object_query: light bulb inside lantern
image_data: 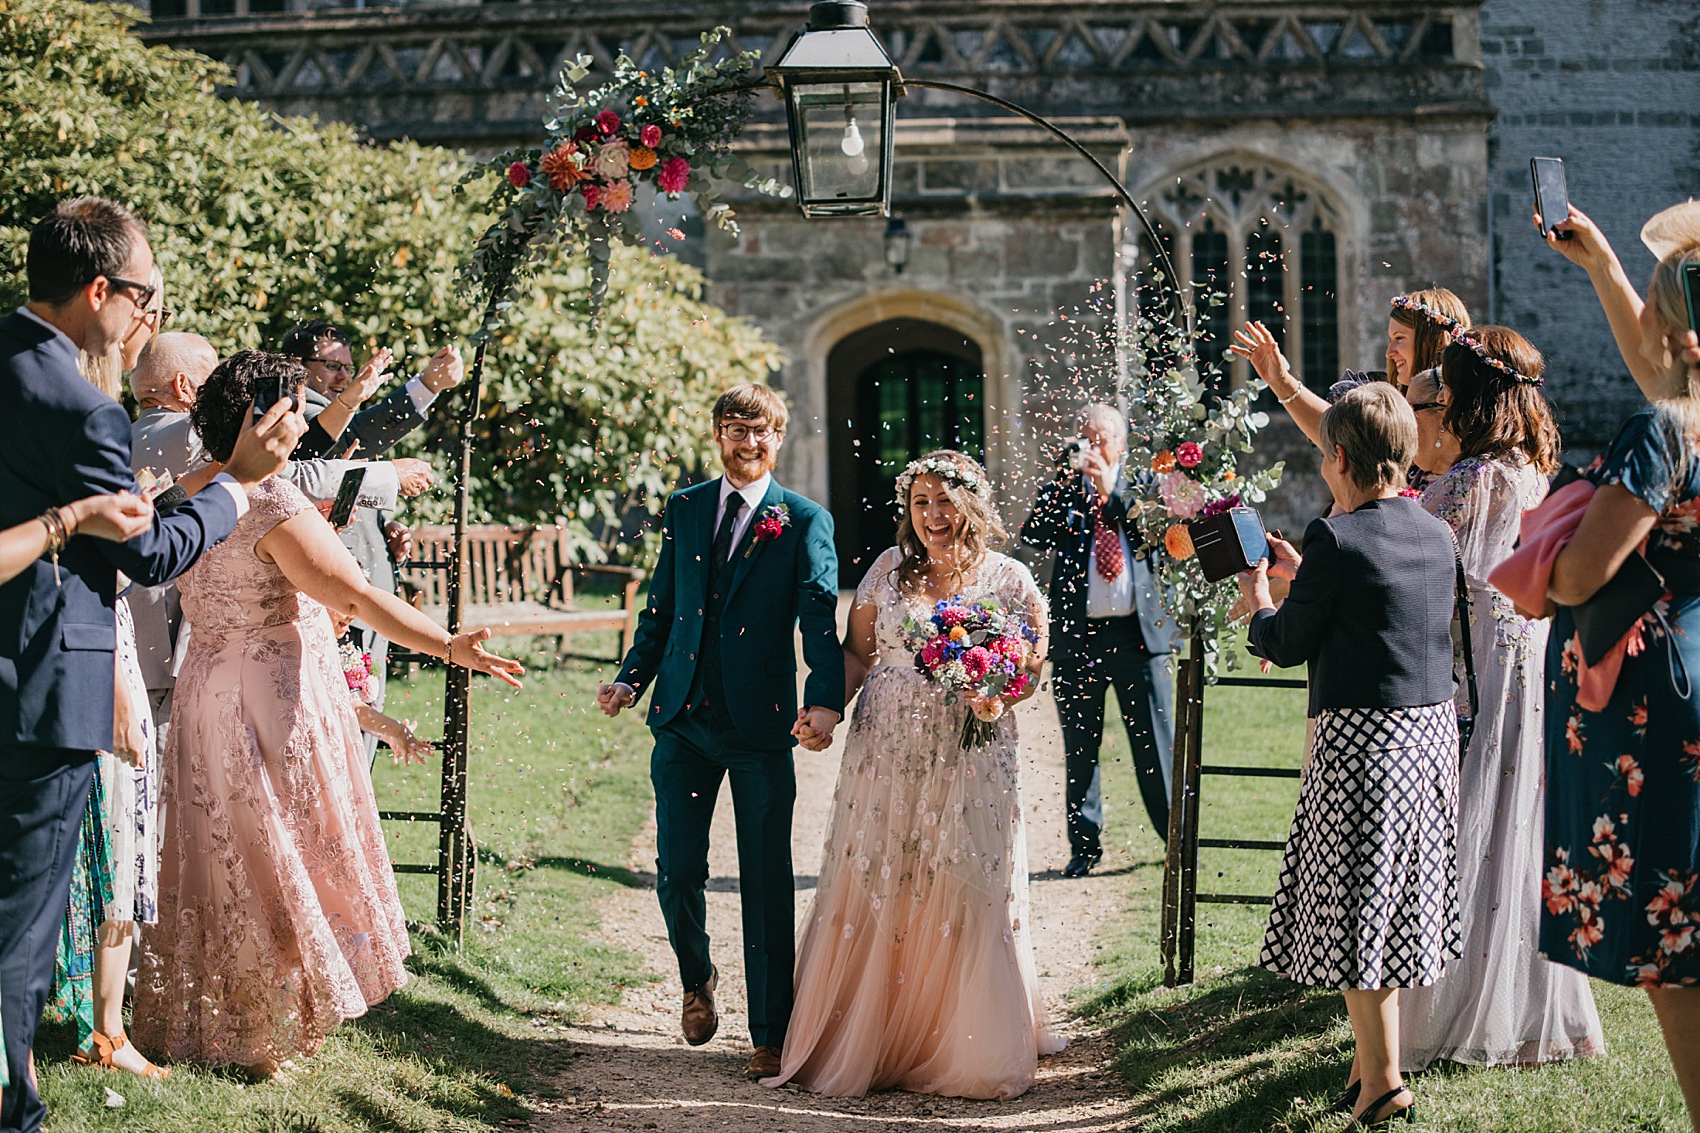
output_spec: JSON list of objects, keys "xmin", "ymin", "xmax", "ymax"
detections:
[{"xmin": 840, "ymin": 117, "xmax": 865, "ymax": 158}]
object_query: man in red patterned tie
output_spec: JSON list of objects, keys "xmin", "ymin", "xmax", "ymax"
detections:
[{"xmin": 1020, "ymin": 403, "xmax": 1176, "ymax": 877}]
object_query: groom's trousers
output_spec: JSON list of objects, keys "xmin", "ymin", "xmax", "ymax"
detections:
[
  {"xmin": 650, "ymin": 709, "xmax": 796, "ymax": 1050},
  {"xmin": 1052, "ymin": 615, "xmax": 1174, "ymax": 854},
  {"xmin": 0, "ymin": 745, "xmax": 95, "ymax": 1133}
]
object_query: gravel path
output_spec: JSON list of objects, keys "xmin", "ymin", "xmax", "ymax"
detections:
[{"xmin": 538, "ymin": 648, "xmax": 1139, "ymax": 1131}]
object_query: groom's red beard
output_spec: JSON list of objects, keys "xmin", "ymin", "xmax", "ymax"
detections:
[{"xmin": 722, "ymin": 448, "xmax": 776, "ymax": 483}]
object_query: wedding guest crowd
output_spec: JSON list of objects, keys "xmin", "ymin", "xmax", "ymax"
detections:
[
  {"xmin": 1, "ymin": 170, "xmax": 1699, "ymax": 1133},
  {"xmin": 0, "ymin": 196, "xmax": 524, "ymax": 1133},
  {"xmin": 1233, "ymin": 197, "xmax": 1700, "ymax": 1128}
]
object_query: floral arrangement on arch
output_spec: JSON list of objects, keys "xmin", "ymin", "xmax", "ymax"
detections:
[
  {"xmin": 1121, "ymin": 313, "xmax": 1285, "ymax": 678},
  {"xmin": 458, "ymin": 27, "xmax": 790, "ymax": 330}
]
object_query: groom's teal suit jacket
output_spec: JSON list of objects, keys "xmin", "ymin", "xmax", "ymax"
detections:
[{"xmin": 615, "ymin": 477, "xmax": 845, "ymax": 749}]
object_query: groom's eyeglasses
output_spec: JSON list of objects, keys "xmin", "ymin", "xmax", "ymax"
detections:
[{"xmin": 719, "ymin": 422, "xmax": 778, "ymax": 443}]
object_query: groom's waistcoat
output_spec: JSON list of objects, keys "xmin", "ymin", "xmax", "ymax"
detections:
[{"xmin": 614, "ymin": 477, "xmax": 845, "ymax": 751}]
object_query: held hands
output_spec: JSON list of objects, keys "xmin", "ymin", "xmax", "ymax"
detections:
[
  {"xmin": 227, "ymin": 399, "xmax": 309, "ymax": 488},
  {"xmin": 111, "ymin": 690, "xmax": 148, "ymax": 769},
  {"xmin": 445, "ymin": 627, "xmax": 525, "ymax": 689},
  {"xmin": 420, "ymin": 346, "xmax": 465, "ymax": 395},
  {"xmin": 791, "ymin": 705, "xmax": 841, "ymax": 751},
  {"xmin": 68, "ymin": 492, "xmax": 154, "ymax": 543},
  {"xmin": 597, "ymin": 681, "xmax": 637, "ymax": 717}
]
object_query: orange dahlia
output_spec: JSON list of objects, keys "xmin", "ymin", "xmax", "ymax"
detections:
[
  {"xmin": 1151, "ymin": 449, "xmax": 1177, "ymax": 474},
  {"xmin": 628, "ymin": 145, "xmax": 658, "ymax": 171},
  {"xmin": 1164, "ymin": 523, "xmax": 1195, "ymax": 559},
  {"xmin": 541, "ymin": 143, "xmax": 585, "ymax": 191}
]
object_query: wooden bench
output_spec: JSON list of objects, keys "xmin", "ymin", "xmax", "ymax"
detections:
[{"xmin": 401, "ymin": 524, "xmax": 645, "ymax": 660}]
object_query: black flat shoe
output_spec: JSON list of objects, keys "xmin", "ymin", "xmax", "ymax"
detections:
[
  {"xmin": 1062, "ymin": 852, "xmax": 1102, "ymax": 878},
  {"xmin": 1349, "ymin": 1085, "xmax": 1414, "ymax": 1128},
  {"xmin": 1331, "ymin": 1079, "xmax": 1361, "ymax": 1114}
]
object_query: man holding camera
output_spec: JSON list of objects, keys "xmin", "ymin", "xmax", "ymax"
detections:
[{"xmin": 1021, "ymin": 403, "xmax": 1175, "ymax": 876}]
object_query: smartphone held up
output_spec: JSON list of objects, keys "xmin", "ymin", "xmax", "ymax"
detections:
[{"xmin": 1531, "ymin": 156, "xmax": 1573, "ymax": 240}]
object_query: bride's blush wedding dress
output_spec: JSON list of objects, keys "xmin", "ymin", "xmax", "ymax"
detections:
[{"xmin": 764, "ymin": 548, "xmax": 1065, "ymax": 1100}]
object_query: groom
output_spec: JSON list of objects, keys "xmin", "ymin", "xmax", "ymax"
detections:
[{"xmin": 597, "ymin": 384, "xmax": 843, "ymax": 1080}]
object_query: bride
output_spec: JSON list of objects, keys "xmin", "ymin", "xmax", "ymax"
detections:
[{"xmin": 763, "ymin": 450, "xmax": 1065, "ymax": 1100}]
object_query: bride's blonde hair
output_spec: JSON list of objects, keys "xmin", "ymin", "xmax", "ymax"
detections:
[{"xmin": 890, "ymin": 450, "xmax": 1006, "ymax": 595}]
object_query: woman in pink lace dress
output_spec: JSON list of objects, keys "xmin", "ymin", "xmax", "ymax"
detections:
[
  {"xmin": 132, "ymin": 351, "xmax": 523, "ymax": 1079},
  {"xmin": 765, "ymin": 451, "xmax": 1064, "ymax": 1101}
]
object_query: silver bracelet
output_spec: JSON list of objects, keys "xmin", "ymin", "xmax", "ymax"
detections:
[{"xmin": 1276, "ymin": 387, "xmax": 1303, "ymax": 406}]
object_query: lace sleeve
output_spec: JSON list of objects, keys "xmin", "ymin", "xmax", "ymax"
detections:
[
  {"xmin": 854, "ymin": 547, "xmax": 902, "ymax": 610},
  {"xmin": 247, "ymin": 476, "xmax": 314, "ymax": 539},
  {"xmin": 994, "ymin": 555, "xmax": 1050, "ymax": 660},
  {"xmin": 1422, "ymin": 458, "xmax": 1541, "ymax": 582}
]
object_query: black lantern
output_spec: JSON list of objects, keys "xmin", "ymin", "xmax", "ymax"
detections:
[{"xmin": 768, "ymin": 1, "xmax": 902, "ymax": 218}]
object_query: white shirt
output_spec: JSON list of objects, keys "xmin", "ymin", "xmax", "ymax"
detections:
[
  {"xmin": 715, "ymin": 472, "xmax": 770, "ymax": 551},
  {"xmin": 1084, "ymin": 470, "xmax": 1135, "ymax": 620},
  {"xmin": 15, "ymin": 307, "xmax": 249, "ymax": 519},
  {"xmin": 403, "ymin": 376, "xmax": 437, "ymax": 415}
]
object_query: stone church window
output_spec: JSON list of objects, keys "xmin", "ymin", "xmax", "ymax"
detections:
[{"xmin": 1140, "ymin": 161, "xmax": 1343, "ymax": 393}]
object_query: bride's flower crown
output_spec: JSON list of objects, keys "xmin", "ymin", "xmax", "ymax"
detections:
[
  {"xmin": 1390, "ymin": 293, "xmax": 1465, "ymax": 336},
  {"xmin": 894, "ymin": 456, "xmax": 989, "ymax": 503}
]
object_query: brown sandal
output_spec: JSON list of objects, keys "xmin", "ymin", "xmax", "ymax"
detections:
[{"xmin": 70, "ymin": 1030, "xmax": 172, "ymax": 1079}]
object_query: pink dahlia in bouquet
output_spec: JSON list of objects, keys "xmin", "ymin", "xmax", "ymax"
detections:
[{"xmin": 900, "ymin": 596, "xmax": 1039, "ymax": 748}]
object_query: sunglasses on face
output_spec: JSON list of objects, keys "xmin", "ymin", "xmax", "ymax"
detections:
[
  {"xmin": 1410, "ymin": 401, "xmax": 1446, "ymax": 414},
  {"xmin": 104, "ymin": 275, "xmax": 158, "ymax": 311}
]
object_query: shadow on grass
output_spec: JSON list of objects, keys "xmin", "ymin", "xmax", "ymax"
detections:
[
  {"xmin": 351, "ymin": 991, "xmax": 568, "ymax": 1116},
  {"xmin": 528, "ymin": 854, "xmax": 650, "ymax": 889},
  {"xmin": 1097, "ymin": 965, "xmax": 1352, "ymax": 1132}
]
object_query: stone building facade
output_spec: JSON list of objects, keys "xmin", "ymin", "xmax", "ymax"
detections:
[{"xmin": 136, "ymin": 0, "xmax": 1699, "ymax": 565}]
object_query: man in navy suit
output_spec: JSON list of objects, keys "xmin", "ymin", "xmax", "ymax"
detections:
[
  {"xmin": 1021, "ymin": 403, "xmax": 1176, "ymax": 877},
  {"xmin": 0, "ymin": 197, "xmax": 301, "ymax": 1133},
  {"xmin": 598, "ymin": 384, "xmax": 843, "ymax": 1081}
]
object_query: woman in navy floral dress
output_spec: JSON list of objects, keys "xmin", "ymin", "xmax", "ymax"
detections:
[{"xmin": 1542, "ymin": 245, "xmax": 1700, "ymax": 1129}]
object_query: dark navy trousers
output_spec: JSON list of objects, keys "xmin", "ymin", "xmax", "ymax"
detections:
[
  {"xmin": 0, "ymin": 746, "xmax": 95, "ymax": 1133},
  {"xmin": 650, "ymin": 709, "xmax": 795, "ymax": 1049}
]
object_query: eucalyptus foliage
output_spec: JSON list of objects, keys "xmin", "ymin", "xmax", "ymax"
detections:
[{"xmin": 0, "ymin": 0, "xmax": 780, "ymax": 555}]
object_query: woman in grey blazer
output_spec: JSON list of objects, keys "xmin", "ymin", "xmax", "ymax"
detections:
[{"xmin": 1240, "ymin": 382, "xmax": 1461, "ymax": 1128}]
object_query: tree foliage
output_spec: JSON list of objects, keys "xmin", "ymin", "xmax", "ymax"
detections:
[{"xmin": 0, "ymin": 0, "xmax": 780, "ymax": 554}]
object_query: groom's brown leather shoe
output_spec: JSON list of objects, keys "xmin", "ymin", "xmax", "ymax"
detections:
[
  {"xmin": 744, "ymin": 1045, "xmax": 782, "ymax": 1080},
  {"xmin": 681, "ymin": 967, "xmax": 718, "ymax": 1046}
]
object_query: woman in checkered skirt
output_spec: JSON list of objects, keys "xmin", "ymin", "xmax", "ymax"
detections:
[{"xmin": 1239, "ymin": 383, "xmax": 1462, "ymax": 1129}]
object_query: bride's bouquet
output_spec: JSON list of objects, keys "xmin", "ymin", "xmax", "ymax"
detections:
[{"xmin": 900, "ymin": 597, "xmax": 1038, "ymax": 749}]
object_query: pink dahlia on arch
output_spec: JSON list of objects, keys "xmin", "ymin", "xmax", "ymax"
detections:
[
  {"xmin": 640, "ymin": 124, "xmax": 662, "ymax": 148},
  {"xmin": 593, "ymin": 139, "xmax": 630, "ymax": 180},
  {"xmin": 1176, "ymin": 441, "xmax": 1204, "ymax": 469},
  {"xmin": 657, "ymin": 157, "xmax": 691, "ymax": 195}
]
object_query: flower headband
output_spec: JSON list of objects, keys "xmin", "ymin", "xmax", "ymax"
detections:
[
  {"xmin": 1451, "ymin": 332, "xmax": 1543, "ymax": 387},
  {"xmin": 894, "ymin": 456, "xmax": 989, "ymax": 503},
  {"xmin": 1390, "ymin": 294, "xmax": 1465, "ymax": 337}
]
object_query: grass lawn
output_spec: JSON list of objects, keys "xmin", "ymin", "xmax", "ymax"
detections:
[
  {"xmin": 35, "ymin": 633, "xmax": 655, "ymax": 1133},
  {"xmin": 1078, "ymin": 671, "xmax": 1693, "ymax": 1132}
]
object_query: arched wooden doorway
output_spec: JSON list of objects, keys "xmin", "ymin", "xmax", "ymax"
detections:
[{"xmin": 827, "ymin": 320, "xmax": 985, "ymax": 575}]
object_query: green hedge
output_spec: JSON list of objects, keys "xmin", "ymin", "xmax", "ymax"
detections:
[{"xmin": 0, "ymin": 0, "xmax": 780, "ymax": 555}]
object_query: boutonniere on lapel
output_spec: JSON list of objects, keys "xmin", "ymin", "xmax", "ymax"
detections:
[{"xmin": 749, "ymin": 503, "xmax": 790, "ymax": 550}]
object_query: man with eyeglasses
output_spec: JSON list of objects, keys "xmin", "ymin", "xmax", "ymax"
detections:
[
  {"xmin": 598, "ymin": 383, "xmax": 843, "ymax": 1082},
  {"xmin": 279, "ymin": 320, "xmax": 461, "ymax": 761},
  {"xmin": 0, "ymin": 197, "xmax": 303, "ymax": 1133}
]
